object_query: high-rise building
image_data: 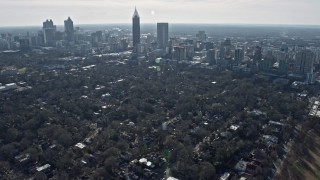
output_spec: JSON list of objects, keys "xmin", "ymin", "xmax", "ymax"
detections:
[
  {"xmin": 253, "ymin": 46, "xmax": 262, "ymax": 63},
  {"xmin": 36, "ymin": 31, "xmax": 45, "ymax": 45},
  {"xmin": 220, "ymin": 38, "xmax": 233, "ymax": 60},
  {"xmin": 121, "ymin": 39, "xmax": 129, "ymax": 51},
  {"xmin": 207, "ymin": 49, "xmax": 216, "ymax": 65},
  {"xmin": 172, "ymin": 46, "xmax": 186, "ymax": 61},
  {"xmin": 43, "ymin": 19, "xmax": 56, "ymax": 46},
  {"xmin": 186, "ymin": 45, "xmax": 195, "ymax": 59},
  {"xmin": 64, "ymin": 17, "xmax": 74, "ymax": 43},
  {"xmin": 91, "ymin": 31, "xmax": 103, "ymax": 45},
  {"xmin": 132, "ymin": 7, "xmax": 140, "ymax": 50},
  {"xmin": 157, "ymin": 23, "xmax": 169, "ymax": 50},
  {"xmin": 196, "ymin": 41, "xmax": 205, "ymax": 51},
  {"xmin": 259, "ymin": 56, "xmax": 275, "ymax": 72},
  {"xmin": 235, "ymin": 48, "xmax": 244, "ymax": 64},
  {"xmin": 196, "ymin": 31, "xmax": 207, "ymax": 41},
  {"xmin": 205, "ymin": 42, "xmax": 214, "ymax": 50},
  {"xmin": 19, "ymin": 38, "xmax": 30, "ymax": 50},
  {"xmin": 294, "ymin": 49, "xmax": 314, "ymax": 75},
  {"xmin": 146, "ymin": 33, "xmax": 155, "ymax": 49},
  {"xmin": 278, "ymin": 59, "xmax": 288, "ymax": 74}
]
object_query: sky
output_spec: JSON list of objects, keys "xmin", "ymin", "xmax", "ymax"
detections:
[{"xmin": 1, "ymin": 0, "xmax": 320, "ymax": 26}]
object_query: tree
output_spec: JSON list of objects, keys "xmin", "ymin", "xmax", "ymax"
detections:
[
  {"xmin": 199, "ymin": 161, "xmax": 216, "ymax": 180},
  {"xmin": 0, "ymin": 143, "xmax": 16, "ymax": 160},
  {"xmin": 103, "ymin": 147, "xmax": 120, "ymax": 158},
  {"xmin": 104, "ymin": 156, "xmax": 118, "ymax": 173},
  {"xmin": 53, "ymin": 127, "xmax": 73, "ymax": 147},
  {"xmin": 33, "ymin": 172, "xmax": 47, "ymax": 180},
  {"xmin": 5, "ymin": 128, "xmax": 20, "ymax": 142}
]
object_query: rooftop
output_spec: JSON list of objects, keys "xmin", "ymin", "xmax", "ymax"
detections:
[
  {"xmin": 36, "ymin": 164, "xmax": 51, "ymax": 172},
  {"xmin": 167, "ymin": 177, "xmax": 179, "ymax": 180},
  {"xmin": 75, "ymin": 142, "xmax": 86, "ymax": 149}
]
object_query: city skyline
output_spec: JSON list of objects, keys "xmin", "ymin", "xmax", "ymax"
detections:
[{"xmin": 1, "ymin": 0, "xmax": 320, "ymax": 27}]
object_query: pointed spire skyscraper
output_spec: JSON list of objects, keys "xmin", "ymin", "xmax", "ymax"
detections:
[
  {"xmin": 133, "ymin": 6, "xmax": 140, "ymax": 19},
  {"xmin": 132, "ymin": 7, "xmax": 140, "ymax": 51}
]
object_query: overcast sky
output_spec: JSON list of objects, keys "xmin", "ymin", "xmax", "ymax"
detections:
[{"xmin": 1, "ymin": 0, "xmax": 320, "ymax": 26}]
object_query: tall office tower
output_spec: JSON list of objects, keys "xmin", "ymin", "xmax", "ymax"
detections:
[
  {"xmin": 278, "ymin": 59, "xmax": 289, "ymax": 74},
  {"xmin": 235, "ymin": 48, "xmax": 244, "ymax": 64},
  {"xmin": 172, "ymin": 46, "xmax": 187, "ymax": 61},
  {"xmin": 132, "ymin": 7, "xmax": 140, "ymax": 50},
  {"xmin": 92, "ymin": 31, "xmax": 103, "ymax": 42},
  {"xmin": 220, "ymin": 38, "xmax": 232, "ymax": 60},
  {"xmin": 157, "ymin": 23, "xmax": 169, "ymax": 50},
  {"xmin": 19, "ymin": 38, "xmax": 30, "ymax": 50},
  {"xmin": 259, "ymin": 59, "xmax": 269, "ymax": 72},
  {"xmin": 294, "ymin": 49, "xmax": 314, "ymax": 75},
  {"xmin": 37, "ymin": 31, "xmax": 45, "ymax": 45},
  {"xmin": 207, "ymin": 49, "xmax": 216, "ymax": 65},
  {"xmin": 316, "ymin": 50, "xmax": 320, "ymax": 64},
  {"xmin": 120, "ymin": 38, "xmax": 129, "ymax": 50},
  {"xmin": 43, "ymin": 19, "xmax": 56, "ymax": 46},
  {"xmin": 259, "ymin": 56, "xmax": 276, "ymax": 72},
  {"xmin": 186, "ymin": 45, "xmax": 195, "ymax": 59},
  {"xmin": 146, "ymin": 34, "xmax": 155, "ymax": 48},
  {"xmin": 64, "ymin": 17, "xmax": 74, "ymax": 42},
  {"xmin": 196, "ymin": 31, "xmax": 207, "ymax": 41},
  {"xmin": 172, "ymin": 47, "xmax": 180, "ymax": 60},
  {"xmin": 223, "ymin": 38, "xmax": 232, "ymax": 46},
  {"xmin": 253, "ymin": 46, "xmax": 262, "ymax": 63},
  {"xmin": 205, "ymin": 42, "xmax": 214, "ymax": 50}
]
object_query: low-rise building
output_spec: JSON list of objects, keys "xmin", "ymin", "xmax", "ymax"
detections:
[{"xmin": 0, "ymin": 83, "xmax": 18, "ymax": 91}]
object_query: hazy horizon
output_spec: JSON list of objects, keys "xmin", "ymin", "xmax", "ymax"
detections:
[
  {"xmin": 2, "ymin": 23, "xmax": 320, "ymax": 39},
  {"xmin": 1, "ymin": 0, "xmax": 320, "ymax": 26},
  {"xmin": 2, "ymin": 23, "xmax": 320, "ymax": 29}
]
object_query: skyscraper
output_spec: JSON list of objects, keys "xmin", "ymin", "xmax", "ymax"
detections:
[
  {"xmin": 220, "ymin": 38, "xmax": 232, "ymax": 60},
  {"xmin": 172, "ymin": 46, "xmax": 187, "ymax": 61},
  {"xmin": 207, "ymin": 49, "xmax": 216, "ymax": 65},
  {"xmin": 157, "ymin": 23, "xmax": 169, "ymax": 50},
  {"xmin": 253, "ymin": 46, "xmax": 262, "ymax": 63},
  {"xmin": 19, "ymin": 38, "xmax": 30, "ymax": 51},
  {"xmin": 43, "ymin": 19, "xmax": 56, "ymax": 46},
  {"xmin": 294, "ymin": 49, "xmax": 314, "ymax": 75},
  {"xmin": 278, "ymin": 59, "xmax": 289, "ymax": 74},
  {"xmin": 64, "ymin": 17, "xmax": 74, "ymax": 43},
  {"xmin": 196, "ymin": 31, "xmax": 207, "ymax": 41},
  {"xmin": 132, "ymin": 7, "xmax": 140, "ymax": 50},
  {"xmin": 235, "ymin": 48, "xmax": 244, "ymax": 64}
]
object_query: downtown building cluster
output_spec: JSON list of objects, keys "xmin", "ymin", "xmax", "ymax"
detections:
[
  {"xmin": 0, "ymin": 8, "xmax": 319, "ymax": 84},
  {"xmin": 0, "ymin": 8, "xmax": 169, "ymax": 58}
]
